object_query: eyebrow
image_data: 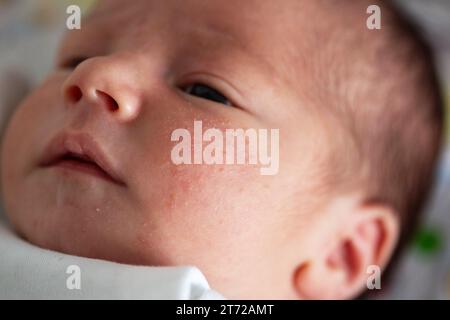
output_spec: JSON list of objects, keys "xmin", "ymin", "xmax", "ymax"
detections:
[{"xmin": 184, "ymin": 22, "xmax": 279, "ymax": 80}]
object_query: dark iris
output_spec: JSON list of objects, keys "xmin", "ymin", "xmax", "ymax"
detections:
[{"xmin": 184, "ymin": 83, "xmax": 231, "ymax": 106}]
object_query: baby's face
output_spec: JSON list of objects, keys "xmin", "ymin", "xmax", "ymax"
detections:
[{"xmin": 2, "ymin": 0, "xmax": 340, "ymax": 298}]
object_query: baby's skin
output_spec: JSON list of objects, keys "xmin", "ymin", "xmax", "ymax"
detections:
[{"xmin": 1, "ymin": 0, "xmax": 399, "ymax": 299}]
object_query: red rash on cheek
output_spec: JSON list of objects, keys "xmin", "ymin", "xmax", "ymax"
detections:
[{"xmin": 165, "ymin": 164, "xmax": 210, "ymax": 209}]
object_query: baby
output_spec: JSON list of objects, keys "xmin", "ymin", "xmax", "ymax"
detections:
[{"xmin": 0, "ymin": 0, "xmax": 444, "ymax": 299}]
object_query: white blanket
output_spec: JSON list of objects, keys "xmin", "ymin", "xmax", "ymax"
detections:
[{"xmin": 0, "ymin": 209, "xmax": 223, "ymax": 300}]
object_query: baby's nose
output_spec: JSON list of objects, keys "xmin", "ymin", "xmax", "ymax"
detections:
[{"xmin": 62, "ymin": 56, "xmax": 142, "ymax": 122}]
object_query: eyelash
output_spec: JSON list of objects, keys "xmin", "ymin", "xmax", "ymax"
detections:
[{"xmin": 181, "ymin": 83, "xmax": 232, "ymax": 106}]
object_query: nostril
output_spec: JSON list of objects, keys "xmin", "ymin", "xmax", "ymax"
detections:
[
  {"xmin": 66, "ymin": 85, "xmax": 83, "ymax": 103},
  {"xmin": 66, "ymin": 86, "xmax": 82, "ymax": 103},
  {"xmin": 95, "ymin": 90, "xmax": 119, "ymax": 112}
]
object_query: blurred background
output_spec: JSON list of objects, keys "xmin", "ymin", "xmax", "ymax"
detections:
[{"xmin": 0, "ymin": 0, "xmax": 449, "ymax": 299}]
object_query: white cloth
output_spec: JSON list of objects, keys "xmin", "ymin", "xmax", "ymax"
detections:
[{"xmin": 0, "ymin": 209, "xmax": 223, "ymax": 300}]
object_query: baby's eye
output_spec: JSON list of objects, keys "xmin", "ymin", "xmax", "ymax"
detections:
[{"xmin": 183, "ymin": 83, "xmax": 231, "ymax": 106}]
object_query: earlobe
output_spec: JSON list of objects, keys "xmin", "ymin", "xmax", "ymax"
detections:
[
  {"xmin": 292, "ymin": 200, "xmax": 400, "ymax": 300},
  {"xmin": 293, "ymin": 238, "xmax": 368, "ymax": 299}
]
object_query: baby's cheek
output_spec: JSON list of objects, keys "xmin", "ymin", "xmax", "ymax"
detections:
[
  {"xmin": 134, "ymin": 161, "xmax": 268, "ymax": 264},
  {"xmin": 164, "ymin": 163, "xmax": 253, "ymax": 219},
  {"xmin": 130, "ymin": 114, "xmax": 283, "ymax": 263}
]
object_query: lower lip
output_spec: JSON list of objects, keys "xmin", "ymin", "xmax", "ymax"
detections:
[{"xmin": 49, "ymin": 159, "xmax": 118, "ymax": 184}]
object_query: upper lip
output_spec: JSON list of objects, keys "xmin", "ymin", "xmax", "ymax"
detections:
[{"xmin": 39, "ymin": 132, "xmax": 125, "ymax": 186}]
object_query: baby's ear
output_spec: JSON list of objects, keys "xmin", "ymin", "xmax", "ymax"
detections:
[{"xmin": 292, "ymin": 200, "xmax": 399, "ymax": 299}]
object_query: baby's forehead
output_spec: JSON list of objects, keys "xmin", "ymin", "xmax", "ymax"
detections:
[
  {"xmin": 88, "ymin": 0, "xmax": 304, "ymax": 45},
  {"xmin": 82, "ymin": 2, "xmax": 348, "ymax": 70}
]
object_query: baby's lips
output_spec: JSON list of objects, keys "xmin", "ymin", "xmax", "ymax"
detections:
[{"xmin": 39, "ymin": 131, "xmax": 126, "ymax": 186}]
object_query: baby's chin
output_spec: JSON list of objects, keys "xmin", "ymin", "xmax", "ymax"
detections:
[
  {"xmin": 7, "ymin": 199, "xmax": 184, "ymax": 270},
  {"xmin": 2, "ymin": 165, "xmax": 149, "ymax": 262},
  {"xmin": 3, "ymin": 197, "xmax": 133, "ymax": 264},
  {"xmin": 18, "ymin": 222, "xmax": 147, "ymax": 265}
]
